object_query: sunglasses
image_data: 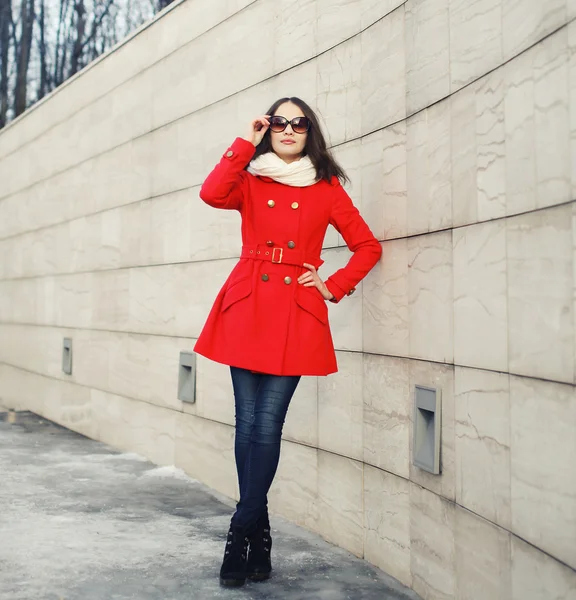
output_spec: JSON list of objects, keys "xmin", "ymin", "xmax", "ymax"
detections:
[{"xmin": 269, "ymin": 116, "xmax": 311, "ymax": 134}]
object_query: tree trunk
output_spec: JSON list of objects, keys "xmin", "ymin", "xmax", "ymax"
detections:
[
  {"xmin": 69, "ymin": 0, "xmax": 85, "ymax": 77},
  {"xmin": 37, "ymin": 0, "xmax": 47, "ymax": 99},
  {"xmin": 0, "ymin": 0, "xmax": 12, "ymax": 127},
  {"xmin": 14, "ymin": 0, "xmax": 35, "ymax": 117}
]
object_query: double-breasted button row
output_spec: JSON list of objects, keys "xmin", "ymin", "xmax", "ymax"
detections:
[
  {"xmin": 267, "ymin": 200, "xmax": 299, "ymax": 210},
  {"xmin": 261, "ymin": 274, "xmax": 292, "ymax": 285}
]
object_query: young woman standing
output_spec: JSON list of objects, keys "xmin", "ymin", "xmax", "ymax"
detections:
[{"xmin": 193, "ymin": 97, "xmax": 382, "ymax": 587}]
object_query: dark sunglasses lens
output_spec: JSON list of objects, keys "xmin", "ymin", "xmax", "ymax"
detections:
[
  {"xmin": 292, "ymin": 117, "xmax": 310, "ymax": 133},
  {"xmin": 269, "ymin": 117, "xmax": 287, "ymax": 132}
]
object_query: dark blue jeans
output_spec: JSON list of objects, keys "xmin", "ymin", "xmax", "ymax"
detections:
[{"xmin": 229, "ymin": 367, "xmax": 300, "ymax": 532}]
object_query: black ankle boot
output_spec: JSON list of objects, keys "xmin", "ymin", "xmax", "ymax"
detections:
[
  {"xmin": 246, "ymin": 515, "xmax": 272, "ymax": 581},
  {"xmin": 219, "ymin": 525, "xmax": 250, "ymax": 587}
]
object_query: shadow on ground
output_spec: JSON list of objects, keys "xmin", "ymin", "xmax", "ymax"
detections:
[{"xmin": 0, "ymin": 410, "xmax": 422, "ymax": 600}]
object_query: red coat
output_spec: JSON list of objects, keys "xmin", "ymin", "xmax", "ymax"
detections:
[{"xmin": 193, "ymin": 138, "xmax": 382, "ymax": 376}]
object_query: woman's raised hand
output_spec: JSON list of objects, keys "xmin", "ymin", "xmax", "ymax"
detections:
[
  {"xmin": 244, "ymin": 115, "xmax": 270, "ymax": 147},
  {"xmin": 298, "ymin": 263, "xmax": 335, "ymax": 301}
]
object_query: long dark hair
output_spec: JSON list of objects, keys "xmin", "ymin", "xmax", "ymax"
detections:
[{"xmin": 252, "ymin": 97, "xmax": 349, "ymax": 185}]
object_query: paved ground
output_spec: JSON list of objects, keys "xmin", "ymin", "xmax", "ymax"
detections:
[{"xmin": 0, "ymin": 410, "xmax": 421, "ymax": 600}]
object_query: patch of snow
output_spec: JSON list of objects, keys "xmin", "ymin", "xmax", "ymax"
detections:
[{"xmin": 140, "ymin": 466, "xmax": 197, "ymax": 482}]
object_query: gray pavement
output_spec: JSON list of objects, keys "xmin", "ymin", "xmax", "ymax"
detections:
[{"xmin": 0, "ymin": 410, "xmax": 421, "ymax": 600}]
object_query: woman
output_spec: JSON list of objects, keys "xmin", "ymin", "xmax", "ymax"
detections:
[{"xmin": 193, "ymin": 97, "xmax": 382, "ymax": 587}]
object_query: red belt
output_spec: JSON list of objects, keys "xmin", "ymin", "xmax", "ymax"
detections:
[{"xmin": 241, "ymin": 244, "xmax": 323, "ymax": 269}]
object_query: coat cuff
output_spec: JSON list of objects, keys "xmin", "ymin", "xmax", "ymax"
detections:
[
  {"xmin": 325, "ymin": 279, "xmax": 356, "ymax": 304},
  {"xmin": 223, "ymin": 137, "xmax": 256, "ymax": 165}
]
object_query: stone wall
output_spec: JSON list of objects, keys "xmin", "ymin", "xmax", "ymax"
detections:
[{"xmin": 1, "ymin": 1, "xmax": 575, "ymax": 598}]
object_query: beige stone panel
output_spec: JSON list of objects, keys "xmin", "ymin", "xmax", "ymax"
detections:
[
  {"xmin": 569, "ymin": 0, "xmax": 576, "ymax": 20},
  {"xmin": 268, "ymin": 440, "xmax": 318, "ymax": 530},
  {"xmin": 273, "ymin": 61, "xmax": 319, "ymax": 115},
  {"xmin": 283, "ymin": 374, "xmax": 318, "ymax": 448},
  {"xmin": 451, "ymin": 84, "xmax": 478, "ymax": 227},
  {"xmin": 331, "ymin": 139, "xmax": 362, "ymax": 217},
  {"xmin": 91, "ymin": 270, "xmax": 130, "ymax": 331},
  {"xmin": 124, "ymin": 258, "xmax": 234, "ymax": 338},
  {"xmin": 503, "ymin": 0, "xmax": 566, "ymax": 60},
  {"xmin": 172, "ymin": 259, "xmax": 238, "ymax": 339},
  {"xmin": 53, "ymin": 273, "xmax": 93, "ymax": 329},
  {"xmin": 510, "ymin": 375, "xmax": 576, "ymax": 569},
  {"xmin": 449, "ymin": 0, "xmax": 502, "ymax": 90},
  {"xmin": 91, "ymin": 388, "xmax": 177, "ymax": 467},
  {"xmin": 364, "ymin": 465, "xmax": 411, "ymax": 587},
  {"xmin": 120, "ymin": 200, "xmax": 153, "ymax": 268},
  {"xmin": 149, "ymin": 115, "xmax": 207, "ymax": 199},
  {"xmin": 318, "ymin": 351, "xmax": 363, "ymax": 460},
  {"xmin": 108, "ymin": 70, "xmax": 153, "ymax": 147},
  {"xmin": 91, "ymin": 136, "xmax": 153, "ymax": 214},
  {"xmin": 150, "ymin": 45, "xmax": 207, "ymax": 130},
  {"xmin": 203, "ymin": 6, "xmax": 274, "ymax": 105},
  {"xmin": 361, "ymin": 123, "xmax": 407, "ymax": 242},
  {"xmin": 322, "ymin": 224, "xmax": 339, "ymax": 249},
  {"xmin": 236, "ymin": 72, "xmax": 275, "ymax": 119},
  {"xmin": 534, "ymin": 28, "xmax": 571, "ymax": 209},
  {"xmin": 361, "ymin": 8, "xmax": 406, "ymax": 135},
  {"xmin": 570, "ymin": 22, "xmax": 576, "ymax": 199},
  {"xmin": 317, "ymin": 450, "xmax": 364, "ymax": 557},
  {"xmin": 363, "ymin": 354, "xmax": 411, "ymax": 478},
  {"xmin": 455, "ymin": 507, "xmax": 512, "ymax": 600},
  {"xmin": 151, "ymin": 0, "xmax": 253, "ymax": 60},
  {"xmin": 406, "ymin": 102, "xmax": 452, "ymax": 236},
  {"xmin": 408, "ymin": 230, "xmax": 453, "ymax": 363},
  {"xmin": 507, "ymin": 206, "xmax": 573, "ymax": 383},
  {"xmin": 0, "ymin": 279, "xmax": 40, "ymax": 325},
  {"xmin": 69, "ymin": 329, "xmax": 112, "ymax": 392},
  {"xmin": 107, "ymin": 332, "xmax": 186, "ymax": 412},
  {"xmin": 0, "ymin": 362, "xmax": 46, "ymax": 413},
  {"xmin": 175, "ymin": 412, "xmax": 237, "ymax": 501},
  {"xmin": 195, "ymin": 356, "xmax": 235, "ymax": 427},
  {"xmin": 455, "ymin": 367, "xmax": 511, "ymax": 528},
  {"xmin": 405, "ymin": 0, "xmax": 450, "ymax": 115},
  {"xmin": 316, "ymin": 0, "xmax": 361, "ymax": 54},
  {"xmin": 363, "ymin": 237, "xmax": 409, "ymax": 356},
  {"xmin": 476, "ymin": 69, "xmax": 506, "ymax": 222},
  {"xmin": 361, "ymin": 0, "xmax": 404, "ymax": 29},
  {"xmin": 453, "ymin": 220, "xmax": 508, "ymax": 371},
  {"xmin": 504, "ymin": 49, "xmax": 536, "ymax": 216},
  {"xmin": 273, "ymin": 0, "xmax": 317, "ymax": 71},
  {"xmin": 148, "ymin": 191, "xmax": 191, "ymax": 266},
  {"xmin": 511, "ymin": 536, "xmax": 576, "ymax": 600},
  {"xmin": 46, "ymin": 376, "xmax": 95, "ymax": 440},
  {"xmin": 409, "ymin": 361, "xmax": 455, "ymax": 501},
  {"xmin": 317, "ymin": 36, "xmax": 362, "ymax": 147},
  {"xmin": 321, "ymin": 246, "xmax": 363, "ymax": 352},
  {"xmin": 410, "ymin": 483, "xmax": 456, "ymax": 600}
]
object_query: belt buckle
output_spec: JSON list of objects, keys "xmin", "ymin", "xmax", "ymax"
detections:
[{"xmin": 271, "ymin": 247, "xmax": 283, "ymax": 264}]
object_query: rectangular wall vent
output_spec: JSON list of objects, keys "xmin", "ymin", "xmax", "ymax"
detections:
[
  {"xmin": 413, "ymin": 385, "xmax": 441, "ymax": 474},
  {"xmin": 178, "ymin": 351, "xmax": 196, "ymax": 403}
]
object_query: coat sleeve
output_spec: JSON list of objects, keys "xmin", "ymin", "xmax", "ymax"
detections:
[
  {"xmin": 199, "ymin": 137, "xmax": 256, "ymax": 210},
  {"xmin": 324, "ymin": 180, "xmax": 382, "ymax": 304}
]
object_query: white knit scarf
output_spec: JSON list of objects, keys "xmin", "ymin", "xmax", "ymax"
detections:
[{"xmin": 247, "ymin": 152, "xmax": 318, "ymax": 187}]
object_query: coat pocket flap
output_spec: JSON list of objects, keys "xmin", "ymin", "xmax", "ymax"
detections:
[
  {"xmin": 221, "ymin": 278, "xmax": 252, "ymax": 312},
  {"xmin": 295, "ymin": 288, "xmax": 328, "ymax": 325}
]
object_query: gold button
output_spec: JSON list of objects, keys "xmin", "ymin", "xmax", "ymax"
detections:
[
  {"xmin": 268, "ymin": 200, "xmax": 276, "ymax": 208},
  {"xmin": 284, "ymin": 276, "xmax": 292, "ymax": 285},
  {"xmin": 262, "ymin": 274, "xmax": 269, "ymax": 282},
  {"xmin": 287, "ymin": 241, "xmax": 295, "ymax": 249},
  {"xmin": 225, "ymin": 150, "xmax": 234, "ymax": 158},
  {"xmin": 291, "ymin": 202, "xmax": 299, "ymax": 209},
  {"xmin": 266, "ymin": 240, "xmax": 274, "ymax": 247}
]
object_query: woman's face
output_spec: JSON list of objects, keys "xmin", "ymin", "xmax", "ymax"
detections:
[{"xmin": 270, "ymin": 102, "xmax": 308, "ymax": 164}]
